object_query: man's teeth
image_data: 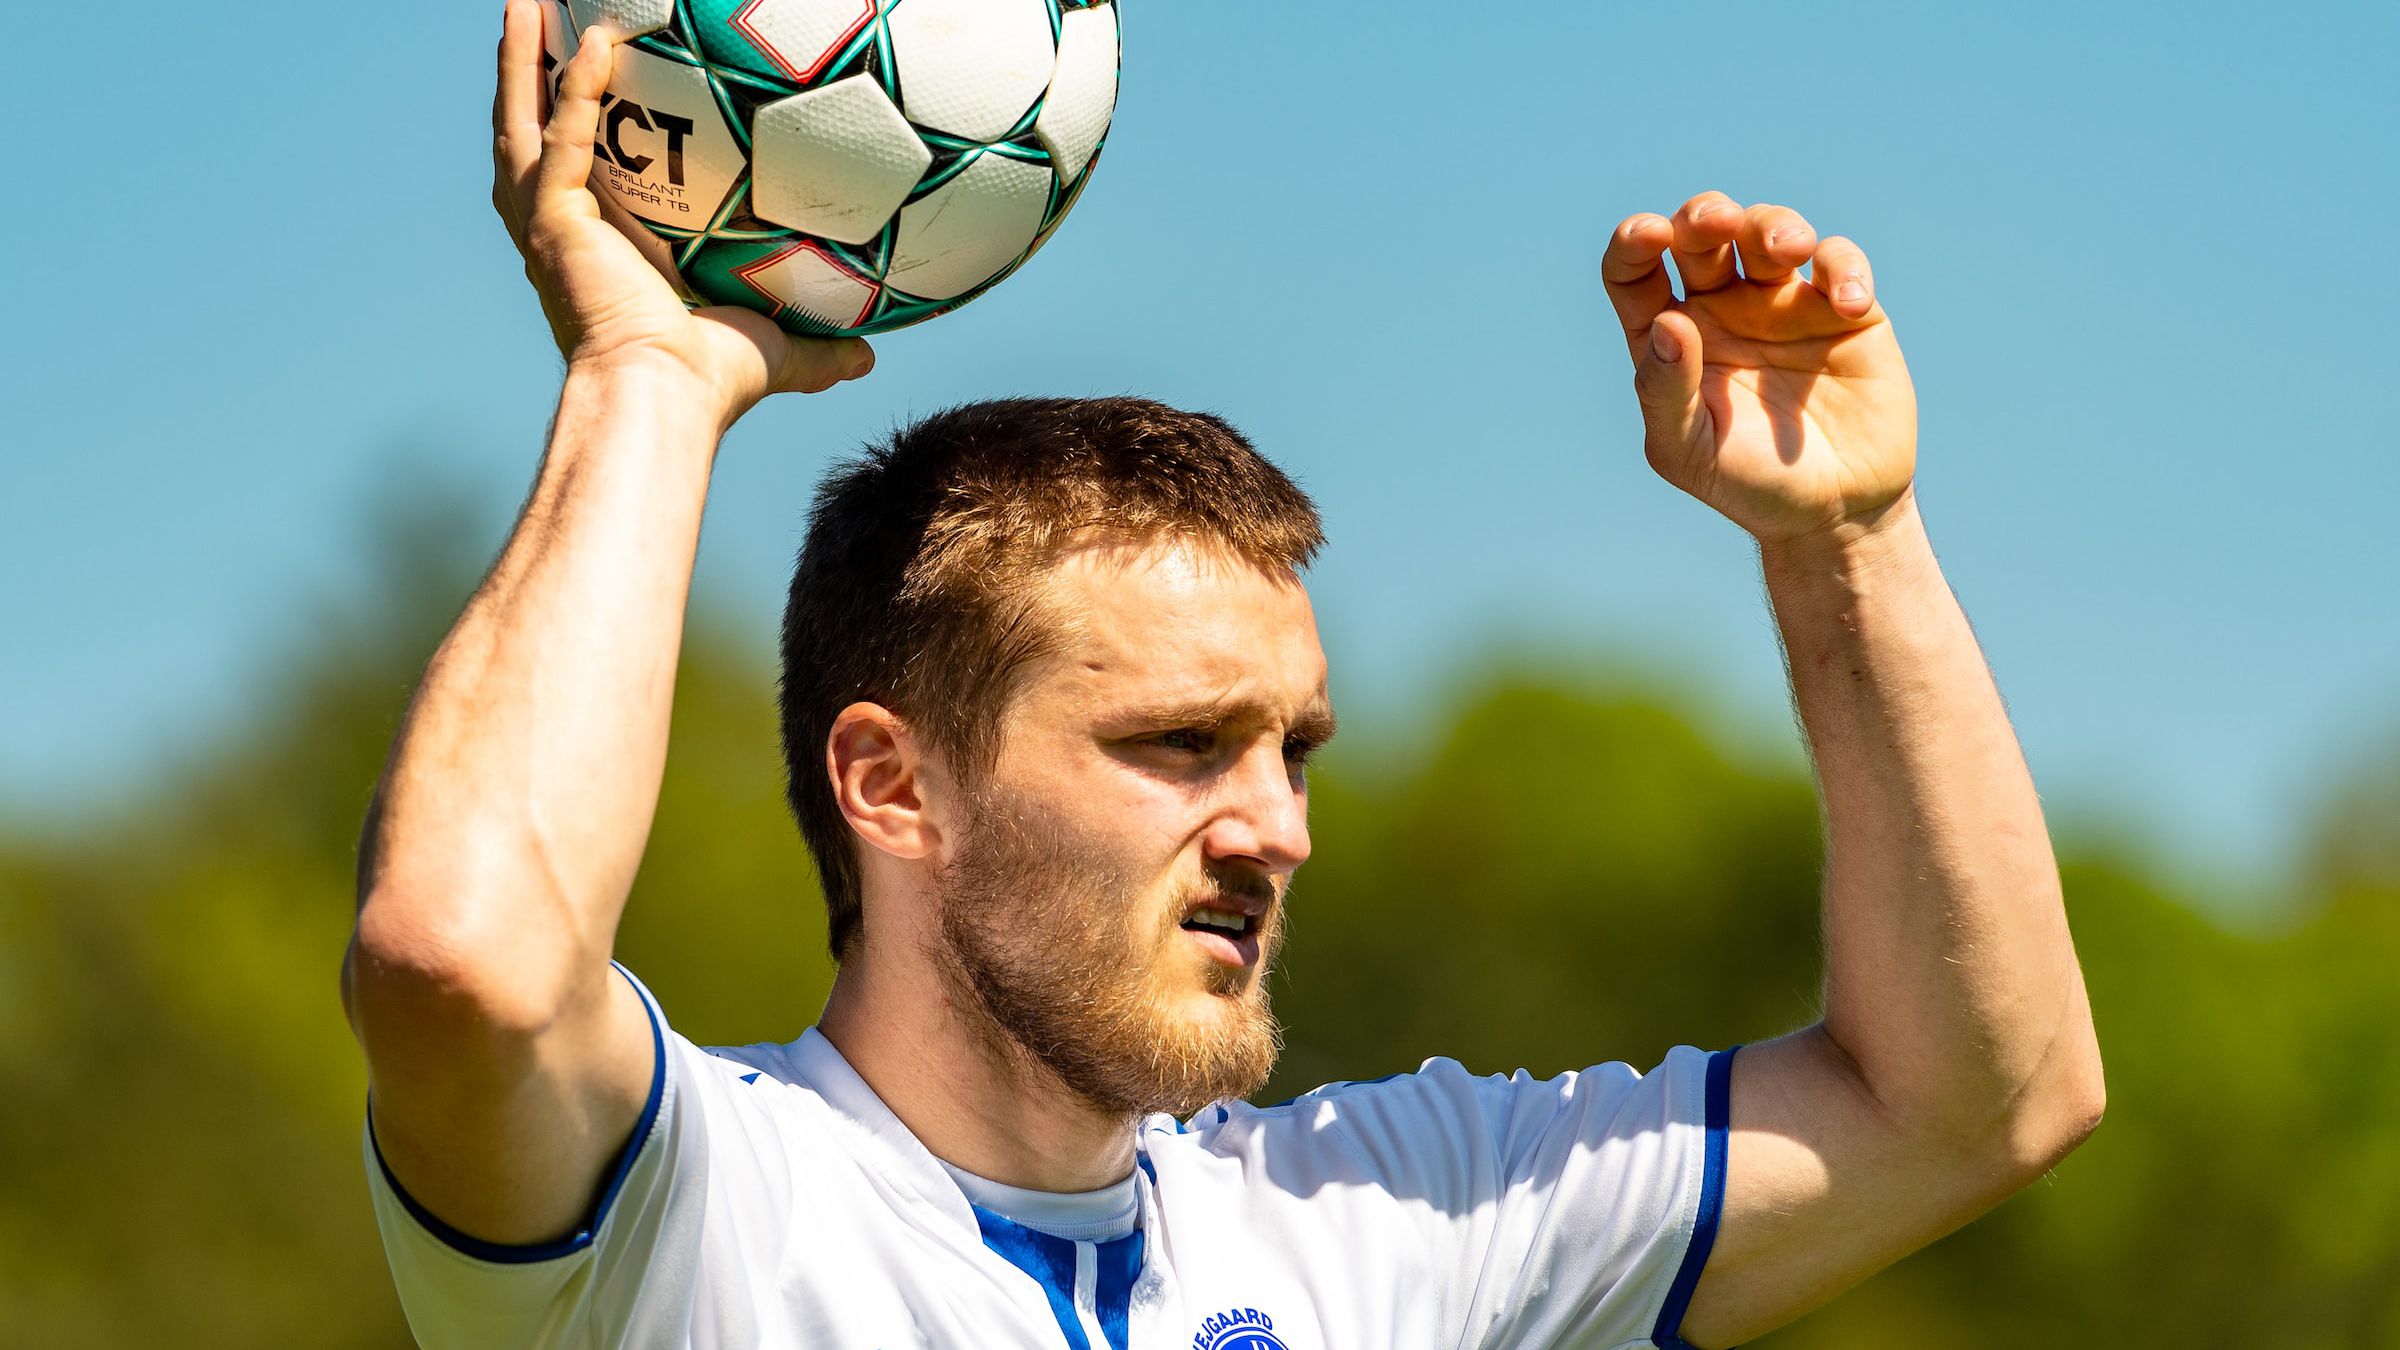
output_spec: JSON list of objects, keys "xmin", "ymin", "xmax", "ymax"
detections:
[{"xmin": 1188, "ymin": 908, "xmax": 1247, "ymax": 934}]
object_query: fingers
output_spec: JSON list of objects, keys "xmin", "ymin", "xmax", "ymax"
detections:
[
  {"xmin": 1664, "ymin": 193, "xmax": 1832, "ymax": 292},
  {"xmin": 1609, "ymin": 193, "xmax": 1882, "ymax": 378},
  {"xmin": 533, "ymin": 26, "xmax": 615, "ymax": 224},
  {"xmin": 1600, "ymin": 213, "xmax": 1675, "ymax": 360},
  {"xmin": 493, "ymin": 2, "xmax": 544, "ymax": 146},
  {"xmin": 1670, "ymin": 192, "xmax": 1743, "ymax": 293},
  {"xmin": 1736, "ymin": 204, "xmax": 1815, "ymax": 285},
  {"xmin": 1808, "ymin": 235, "xmax": 1877, "ymax": 319},
  {"xmin": 491, "ymin": 1, "xmax": 546, "ymax": 240}
]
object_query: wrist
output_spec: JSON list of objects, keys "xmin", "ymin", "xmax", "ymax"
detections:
[
  {"xmin": 1757, "ymin": 490, "xmax": 1930, "ymax": 585},
  {"xmin": 560, "ymin": 350, "xmax": 745, "ymax": 447},
  {"xmin": 553, "ymin": 355, "xmax": 739, "ymax": 477}
]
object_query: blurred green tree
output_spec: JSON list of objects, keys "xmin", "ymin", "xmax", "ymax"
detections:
[{"xmin": 1, "ymin": 519, "xmax": 2394, "ymax": 1347}]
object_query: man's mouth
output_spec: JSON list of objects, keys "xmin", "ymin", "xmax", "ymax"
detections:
[{"xmin": 1179, "ymin": 903, "xmax": 1264, "ymax": 968}]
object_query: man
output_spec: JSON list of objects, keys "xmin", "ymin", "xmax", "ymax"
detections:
[{"xmin": 343, "ymin": 7, "xmax": 2104, "ymax": 1348}]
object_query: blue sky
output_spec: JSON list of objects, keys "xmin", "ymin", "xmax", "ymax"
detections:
[{"xmin": 4, "ymin": 0, "xmax": 2394, "ymax": 896}]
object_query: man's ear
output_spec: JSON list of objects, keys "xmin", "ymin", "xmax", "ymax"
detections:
[{"xmin": 827, "ymin": 703, "xmax": 950, "ymax": 862}]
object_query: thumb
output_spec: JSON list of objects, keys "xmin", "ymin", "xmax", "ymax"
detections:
[
  {"xmin": 1632, "ymin": 311, "xmax": 1706, "ymax": 451},
  {"xmin": 775, "ymin": 336, "xmax": 876, "ymax": 395}
]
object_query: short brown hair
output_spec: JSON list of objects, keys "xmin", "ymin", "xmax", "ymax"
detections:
[{"xmin": 780, "ymin": 396, "xmax": 1325, "ymax": 958}]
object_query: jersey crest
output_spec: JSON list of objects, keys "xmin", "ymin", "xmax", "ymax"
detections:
[{"xmin": 1191, "ymin": 1307, "xmax": 1288, "ymax": 1350}]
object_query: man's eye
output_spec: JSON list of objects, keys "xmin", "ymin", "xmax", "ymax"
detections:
[
  {"xmin": 1154, "ymin": 729, "xmax": 1213, "ymax": 754},
  {"xmin": 1283, "ymin": 737, "xmax": 1319, "ymax": 767}
]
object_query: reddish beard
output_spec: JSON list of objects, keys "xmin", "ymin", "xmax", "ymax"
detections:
[{"xmin": 931, "ymin": 786, "xmax": 1284, "ymax": 1119}]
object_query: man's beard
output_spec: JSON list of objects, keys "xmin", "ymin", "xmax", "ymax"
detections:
[{"xmin": 931, "ymin": 785, "xmax": 1285, "ymax": 1119}]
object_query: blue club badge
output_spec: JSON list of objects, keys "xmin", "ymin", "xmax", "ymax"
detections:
[{"xmin": 1191, "ymin": 1307, "xmax": 1289, "ymax": 1350}]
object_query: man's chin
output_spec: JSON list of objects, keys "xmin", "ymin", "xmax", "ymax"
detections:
[
  {"xmin": 1135, "ymin": 988, "xmax": 1281, "ymax": 1111},
  {"xmin": 1160, "ymin": 979, "xmax": 1265, "ymax": 1024}
]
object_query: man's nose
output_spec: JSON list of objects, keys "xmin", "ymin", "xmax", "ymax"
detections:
[{"xmin": 1204, "ymin": 739, "xmax": 1312, "ymax": 874}]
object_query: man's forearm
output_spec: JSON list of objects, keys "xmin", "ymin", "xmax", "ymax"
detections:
[
  {"xmin": 1762, "ymin": 493, "xmax": 2102, "ymax": 1154},
  {"xmin": 358, "ymin": 358, "xmax": 726, "ymax": 1004}
]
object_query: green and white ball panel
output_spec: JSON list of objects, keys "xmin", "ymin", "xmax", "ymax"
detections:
[
  {"xmin": 566, "ymin": 0, "xmax": 676, "ymax": 39},
  {"xmin": 716, "ymin": 238, "xmax": 883, "ymax": 332},
  {"xmin": 887, "ymin": 0, "xmax": 1058, "ymax": 142},
  {"xmin": 1035, "ymin": 2, "xmax": 1118, "ymax": 184},
  {"xmin": 587, "ymin": 45, "xmax": 746, "ymax": 232},
  {"xmin": 684, "ymin": 0, "xmax": 878, "ymax": 87},
  {"xmin": 888, "ymin": 152, "xmax": 1053, "ymax": 302},
  {"xmin": 750, "ymin": 75, "xmax": 931, "ymax": 246}
]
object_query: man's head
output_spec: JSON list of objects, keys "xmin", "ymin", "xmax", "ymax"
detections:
[{"xmin": 780, "ymin": 397, "xmax": 1330, "ymax": 1115}]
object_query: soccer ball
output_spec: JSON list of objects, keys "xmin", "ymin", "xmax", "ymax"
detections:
[{"xmin": 538, "ymin": 0, "xmax": 1121, "ymax": 337}]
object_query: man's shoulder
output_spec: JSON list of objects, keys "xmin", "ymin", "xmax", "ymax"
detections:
[
  {"xmin": 676, "ymin": 1027, "xmax": 895, "ymax": 1141},
  {"xmin": 1140, "ymin": 1050, "xmax": 1705, "ymax": 1189},
  {"xmin": 1152, "ymin": 1055, "xmax": 1648, "ymax": 1135},
  {"xmin": 1137, "ymin": 1058, "xmax": 1506, "ymax": 1185},
  {"xmin": 696, "ymin": 1037, "xmax": 814, "ymax": 1089}
]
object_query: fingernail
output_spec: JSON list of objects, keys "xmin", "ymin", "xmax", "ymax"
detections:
[
  {"xmin": 1835, "ymin": 281, "xmax": 1865, "ymax": 304},
  {"xmin": 846, "ymin": 345, "xmax": 876, "ymax": 379},
  {"xmin": 1651, "ymin": 325, "xmax": 1681, "ymax": 363}
]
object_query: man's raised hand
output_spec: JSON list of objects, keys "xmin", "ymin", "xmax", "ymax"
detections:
[
  {"xmin": 490, "ymin": 1, "xmax": 872, "ymax": 421},
  {"xmin": 1603, "ymin": 193, "xmax": 1918, "ymax": 545}
]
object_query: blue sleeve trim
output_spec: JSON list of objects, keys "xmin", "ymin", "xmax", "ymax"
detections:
[
  {"xmin": 1652, "ymin": 1044, "xmax": 1739, "ymax": 1350},
  {"xmin": 366, "ymin": 962, "xmax": 670, "ymax": 1266}
]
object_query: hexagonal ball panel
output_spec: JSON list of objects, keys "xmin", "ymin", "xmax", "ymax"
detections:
[
  {"xmin": 751, "ymin": 75, "xmax": 934, "ymax": 246},
  {"xmin": 888, "ymin": 0, "xmax": 1058, "ymax": 143},
  {"xmin": 1035, "ymin": 3, "xmax": 1118, "ymax": 184},
  {"xmin": 588, "ymin": 47, "xmax": 747, "ymax": 232},
  {"xmin": 567, "ymin": 0, "xmax": 674, "ymax": 39},
  {"xmin": 886, "ymin": 152, "xmax": 1052, "ymax": 301},
  {"xmin": 734, "ymin": 240, "xmax": 881, "ymax": 331}
]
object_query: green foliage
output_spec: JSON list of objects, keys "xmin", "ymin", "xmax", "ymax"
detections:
[
  {"xmin": 1267, "ymin": 682, "xmax": 1825, "ymax": 1097},
  {"xmin": 3, "ymin": 549, "xmax": 2396, "ymax": 1347}
]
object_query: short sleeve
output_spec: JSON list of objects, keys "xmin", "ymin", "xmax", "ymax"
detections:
[
  {"xmin": 361, "ymin": 965, "xmax": 712, "ymax": 1350},
  {"xmin": 1253, "ymin": 1043, "xmax": 1735, "ymax": 1350}
]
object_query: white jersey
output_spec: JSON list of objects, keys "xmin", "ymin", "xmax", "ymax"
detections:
[{"xmin": 365, "ymin": 968, "xmax": 1733, "ymax": 1350}]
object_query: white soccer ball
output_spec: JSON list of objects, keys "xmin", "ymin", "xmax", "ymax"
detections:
[{"xmin": 540, "ymin": 0, "xmax": 1121, "ymax": 336}]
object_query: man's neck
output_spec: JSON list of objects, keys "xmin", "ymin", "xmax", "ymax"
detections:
[{"xmin": 816, "ymin": 952, "xmax": 1139, "ymax": 1195}]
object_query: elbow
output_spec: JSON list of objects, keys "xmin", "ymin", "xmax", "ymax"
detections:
[
  {"xmin": 346, "ymin": 879, "xmax": 587, "ymax": 1055},
  {"xmin": 1994, "ymin": 1035, "xmax": 2107, "ymax": 1182},
  {"xmin": 2024, "ymin": 1060, "xmax": 2107, "ymax": 1174},
  {"xmin": 1873, "ymin": 1025, "xmax": 2105, "ymax": 1186}
]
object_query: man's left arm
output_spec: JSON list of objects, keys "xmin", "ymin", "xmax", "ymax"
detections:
[{"xmin": 1599, "ymin": 193, "xmax": 2105, "ymax": 1348}]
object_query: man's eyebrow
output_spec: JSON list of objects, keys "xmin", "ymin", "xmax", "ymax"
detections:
[
  {"xmin": 1114, "ymin": 694, "xmax": 1338, "ymax": 743},
  {"xmin": 1288, "ymin": 700, "xmax": 1338, "ymax": 747}
]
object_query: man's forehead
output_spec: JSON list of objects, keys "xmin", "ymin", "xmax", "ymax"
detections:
[{"xmin": 1032, "ymin": 539, "xmax": 1328, "ymax": 711}]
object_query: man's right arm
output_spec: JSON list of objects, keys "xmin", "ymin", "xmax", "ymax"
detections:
[{"xmin": 342, "ymin": 4, "xmax": 870, "ymax": 1248}]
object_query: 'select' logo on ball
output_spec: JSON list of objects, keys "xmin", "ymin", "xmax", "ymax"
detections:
[
  {"xmin": 1192, "ymin": 1308, "xmax": 1288, "ymax": 1350},
  {"xmin": 536, "ymin": 46, "xmax": 696, "ymax": 201},
  {"xmin": 595, "ymin": 94, "xmax": 694, "ymax": 187}
]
